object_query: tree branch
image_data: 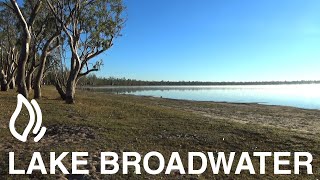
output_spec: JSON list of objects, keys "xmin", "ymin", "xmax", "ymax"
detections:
[
  {"xmin": 78, "ymin": 68, "xmax": 99, "ymax": 77},
  {"xmin": 9, "ymin": 0, "xmax": 29, "ymax": 34}
]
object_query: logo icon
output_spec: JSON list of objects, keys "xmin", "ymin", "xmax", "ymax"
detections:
[{"xmin": 9, "ymin": 94, "xmax": 46, "ymax": 142}]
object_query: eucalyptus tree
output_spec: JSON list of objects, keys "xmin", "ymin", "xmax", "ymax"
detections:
[
  {"xmin": 46, "ymin": 0, "xmax": 125, "ymax": 103},
  {"xmin": 0, "ymin": 47, "xmax": 19, "ymax": 91},
  {"xmin": 0, "ymin": 3, "xmax": 19, "ymax": 91},
  {"xmin": 4, "ymin": 0, "xmax": 43, "ymax": 98},
  {"xmin": 30, "ymin": 4, "xmax": 61, "ymax": 99},
  {"xmin": 0, "ymin": 46, "xmax": 19, "ymax": 91}
]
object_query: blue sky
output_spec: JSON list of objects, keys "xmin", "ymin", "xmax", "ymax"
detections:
[
  {"xmin": 96, "ymin": 0, "xmax": 320, "ymax": 81},
  {"xmin": 20, "ymin": 0, "xmax": 310, "ymax": 81}
]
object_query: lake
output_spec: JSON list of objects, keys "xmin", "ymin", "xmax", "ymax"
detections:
[{"xmin": 85, "ymin": 84, "xmax": 320, "ymax": 110}]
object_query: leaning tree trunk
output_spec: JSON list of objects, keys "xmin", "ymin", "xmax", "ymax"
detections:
[
  {"xmin": 55, "ymin": 80, "xmax": 66, "ymax": 100},
  {"xmin": 34, "ymin": 34, "xmax": 59, "ymax": 99}
]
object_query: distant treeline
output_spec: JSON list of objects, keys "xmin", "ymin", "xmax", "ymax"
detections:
[{"xmin": 76, "ymin": 75, "xmax": 320, "ymax": 86}]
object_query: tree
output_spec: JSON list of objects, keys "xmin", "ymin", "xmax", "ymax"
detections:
[
  {"xmin": 0, "ymin": 47, "xmax": 19, "ymax": 91},
  {"xmin": 32, "ymin": 4, "xmax": 61, "ymax": 99},
  {"xmin": 6, "ymin": 0, "xmax": 42, "ymax": 98},
  {"xmin": 0, "ymin": 3, "xmax": 19, "ymax": 91},
  {"xmin": 46, "ymin": 0, "xmax": 125, "ymax": 103}
]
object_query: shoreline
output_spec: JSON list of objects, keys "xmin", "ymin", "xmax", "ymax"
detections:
[
  {"xmin": 79, "ymin": 88, "xmax": 320, "ymax": 134},
  {"xmin": 136, "ymin": 94, "xmax": 320, "ymax": 134},
  {"xmin": 138, "ymin": 94, "xmax": 318, "ymax": 110}
]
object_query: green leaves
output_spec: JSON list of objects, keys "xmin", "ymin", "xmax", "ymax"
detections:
[{"xmin": 78, "ymin": 0, "xmax": 124, "ymax": 51}]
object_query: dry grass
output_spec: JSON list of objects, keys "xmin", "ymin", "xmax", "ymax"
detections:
[{"xmin": 0, "ymin": 86, "xmax": 320, "ymax": 179}]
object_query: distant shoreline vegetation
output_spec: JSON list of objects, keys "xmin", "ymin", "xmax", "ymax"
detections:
[{"xmin": 74, "ymin": 75, "xmax": 320, "ymax": 86}]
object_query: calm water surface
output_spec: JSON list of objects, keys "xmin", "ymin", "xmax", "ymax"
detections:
[{"xmin": 87, "ymin": 84, "xmax": 320, "ymax": 110}]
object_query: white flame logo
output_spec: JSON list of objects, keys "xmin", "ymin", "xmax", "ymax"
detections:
[{"xmin": 9, "ymin": 94, "xmax": 46, "ymax": 142}]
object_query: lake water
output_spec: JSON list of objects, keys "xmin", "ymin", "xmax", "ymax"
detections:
[{"xmin": 87, "ymin": 84, "xmax": 320, "ymax": 110}]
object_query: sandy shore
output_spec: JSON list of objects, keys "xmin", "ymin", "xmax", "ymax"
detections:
[{"xmin": 146, "ymin": 96, "xmax": 320, "ymax": 134}]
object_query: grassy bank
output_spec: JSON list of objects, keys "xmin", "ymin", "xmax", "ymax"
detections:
[{"xmin": 1, "ymin": 86, "xmax": 320, "ymax": 179}]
